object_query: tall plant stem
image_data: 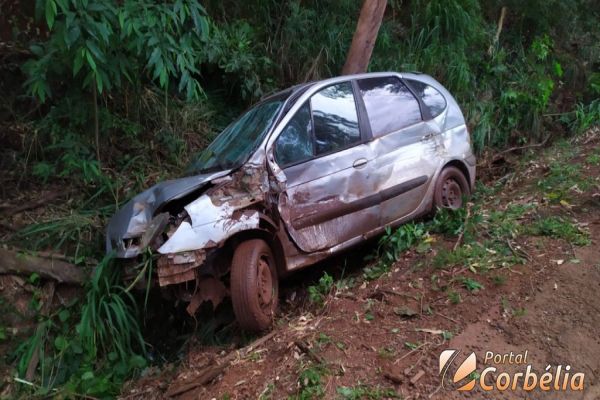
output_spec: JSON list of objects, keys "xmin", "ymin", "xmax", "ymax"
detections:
[{"xmin": 92, "ymin": 83, "xmax": 101, "ymax": 167}]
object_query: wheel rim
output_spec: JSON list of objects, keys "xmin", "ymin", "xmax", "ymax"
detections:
[
  {"xmin": 256, "ymin": 256, "xmax": 273, "ymax": 312},
  {"xmin": 441, "ymin": 178, "xmax": 463, "ymax": 209}
]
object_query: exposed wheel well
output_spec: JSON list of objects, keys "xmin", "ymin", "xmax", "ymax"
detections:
[{"xmin": 443, "ymin": 160, "xmax": 471, "ymax": 189}]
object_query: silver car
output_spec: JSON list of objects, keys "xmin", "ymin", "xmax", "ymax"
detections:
[{"xmin": 106, "ymin": 72, "xmax": 476, "ymax": 331}]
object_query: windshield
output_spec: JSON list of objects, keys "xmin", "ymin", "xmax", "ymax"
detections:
[{"xmin": 187, "ymin": 98, "xmax": 284, "ymax": 174}]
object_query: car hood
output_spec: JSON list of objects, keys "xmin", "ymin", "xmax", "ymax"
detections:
[{"xmin": 106, "ymin": 170, "xmax": 230, "ymax": 256}]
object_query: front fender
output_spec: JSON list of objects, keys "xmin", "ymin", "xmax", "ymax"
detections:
[{"xmin": 157, "ymin": 195, "xmax": 261, "ymax": 254}]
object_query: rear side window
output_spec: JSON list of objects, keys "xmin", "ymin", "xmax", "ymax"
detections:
[
  {"xmin": 406, "ymin": 79, "xmax": 447, "ymax": 118},
  {"xmin": 357, "ymin": 76, "xmax": 422, "ymax": 137},
  {"xmin": 311, "ymin": 82, "xmax": 361, "ymax": 155},
  {"xmin": 275, "ymin": 103, "xmax": 314, "ymax": 166}
]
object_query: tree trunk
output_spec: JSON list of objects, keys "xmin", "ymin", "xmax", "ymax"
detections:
[
  {"xmin": 342, "ymin": 0, "xmax": 387, "ymax": 75},
  {"xmin": 0, "ymin": 248, "xmax": 88, "ymax": 284}
]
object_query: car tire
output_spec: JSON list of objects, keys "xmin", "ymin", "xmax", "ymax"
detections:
[
  {"xmin": 230, "ymin": 239, "xmax": 279, "ymax": 331},
  {"xmin": 433, "ymin": 166, "xmax": 470, "ymax": 210}
]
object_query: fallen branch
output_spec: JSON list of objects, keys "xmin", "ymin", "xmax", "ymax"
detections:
[
  {"xmin": 165, "ymin": 331, "xmax": 277, "ymax": 397},
  {"xmin": 496, "ymin": 134, "xmax": 551, "ymax": 156},
  {"xmin": 295, "ymin": 340, "xmax": 327, "ymax": 365},
  {"xmin": 0, "ymin": 191, "xmax": 63, "ymax": 215},
  {"xmin": 437, "ymin": 313, "xmax": 460, "ymax": 325},
  {"xmin": 0, "ymin": 248, "xmax": 88, "ymax": 284},
  {"xmin": 383, "ymin": 370, "xmax": 403, "ymax": 384}
]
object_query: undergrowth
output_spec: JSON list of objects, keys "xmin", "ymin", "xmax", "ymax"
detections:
[{"xmin": 12, "ymin": 254, "xmax": 146, "ymax": 398}]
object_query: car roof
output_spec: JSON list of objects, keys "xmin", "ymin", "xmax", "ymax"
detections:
[{"xmin": 261, "ymin": 71, "xmax": 440, "ymax": 101}]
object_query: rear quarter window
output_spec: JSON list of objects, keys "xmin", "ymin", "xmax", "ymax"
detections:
[
  {"xmin": 406, "ymin": 79, "xmax": 447, "ymax": 118},
  {"xmin": 357, "ymin": 76, "xmax": 423, "ymax": 138}
]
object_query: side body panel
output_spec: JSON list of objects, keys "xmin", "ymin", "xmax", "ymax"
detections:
[
  {"xmin": 278, "ymin": 143, "xmax": 379, "ymax": 252},
  {"xmin": 369, "ymin": 119, "xmax": 441, "ymax": 226}
]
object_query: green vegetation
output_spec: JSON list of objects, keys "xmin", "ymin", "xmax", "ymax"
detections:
[
  {"xmin": 337, "ymin": 385, "xmax": 399, "ymax": 399},
  {"xmin": 461, "ymin": 277, "xmax": 484, "ymax": 293},
  {"xmin": 528, "ymin": 216, "xmax": 590, "ymax": 246},
  {"xmin": 364, "ymin": 222, "xmax": 430, "ymax": 280},
  {"xmin": 307, "ymin": 272, "xmax": 334, "ymax": 306},
  {"xmin": 294, "ymin": 362, "xmax": 328, "ymax": 400},
  {"xmin": 13, "ymin": 255, "xmax": 146, "ymax": 398}
]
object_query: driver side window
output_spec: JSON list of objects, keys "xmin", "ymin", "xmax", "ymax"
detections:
[{"xmin": 275, "ymin": 103, "xmax": 314, "ymax": 167}]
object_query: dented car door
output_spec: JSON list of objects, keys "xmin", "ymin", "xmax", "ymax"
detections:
[
  {"xmin": 274, "ymin": 81, "xmax": 379, "ymax": 253},
  {"xmin": 357, "ymin": 76, "xmax": 440, "ymax": 226}
]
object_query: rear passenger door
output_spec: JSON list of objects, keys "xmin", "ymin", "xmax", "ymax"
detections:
[
  {"xmin": 274, "ymin": 81, "xmax": 380, "ymax": 253},
  {"xmin": 356, "ymin": 76, "xmax": 441, "ymax": 226}
]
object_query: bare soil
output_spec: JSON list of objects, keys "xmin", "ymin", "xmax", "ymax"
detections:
[{"xmin": 119, "ymin": 134, "xmax": 600, "ymax": 400}]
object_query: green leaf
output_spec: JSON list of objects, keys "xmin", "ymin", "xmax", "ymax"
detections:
[
  {"xmin": 58, "ymin": 309, "xmax": 70, "ymax": 322},
  {"xmin": 29, "ymin": 44, "xmax": 44, "ymax": 56},
  {"xmin": 86, "ymin": 40, "xmax": 105, "ymax": 62},
  {"xmin": 54, "ymin": 0, "xmax": 67, "ymax": 13},
  {"xmin": 54, "ymin": 335, "xmax": 68, "ymax": 351},
  {"xmin": 95, "ymin": 72, "xmax": 103, "ymax": 93},
  {"xmin": 66, "ymin": 26, "xmax": 81, "ymax": 46},
  {"xmin": 73, "ymin": 49, "xmax": 84, "ymax": 76},
  {"xmin": 45, "ymin": 0, "xmax": 57, "ymax": 29},
  {"xmin": 81, "ymin": 371, "xmax": 94, "ymax": 380},
  {"xmin": 129, "ymin": 355, "xmax": 146, "ymax": 369},
  {"xmin": 85, "ymin": 50, "xmax": 96, "ymax": 71},
  {"xmin": 118, "ymin": 11, "xmax": 125, "ymax": 30},
  {"xmin": 159, "ymin": 68, "xmax": 168, "ymax": 88},
  {"xmin": 147, "ymin": 47, "xmax": 161, "ymax": 68}
]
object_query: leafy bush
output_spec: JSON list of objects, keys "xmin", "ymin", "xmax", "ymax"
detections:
[{"xmin": 25, "ymin": 0, "xmax": 209, "ymax": 102}]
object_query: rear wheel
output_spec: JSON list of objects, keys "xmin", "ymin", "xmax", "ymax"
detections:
[
  {"xmin": 230, "ymin": 239, "xmax": 278, "ymax": 331},
  {"xmin": 433, "ymin": 166, "xmax": 470, "ymax": 210}
]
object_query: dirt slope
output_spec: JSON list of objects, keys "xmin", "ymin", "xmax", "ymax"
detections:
[{"xmin": 122, "ymin": 129, "xmax": 600, "ymax": 400}]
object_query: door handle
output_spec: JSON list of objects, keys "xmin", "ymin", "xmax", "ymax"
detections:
[
  {"xmin": 421, "ymin": 133, "xmax": 435, "ymax": 141},
  {"xmin": 353, "ymin": 158, "xmax": 368, "ymax": 168}
]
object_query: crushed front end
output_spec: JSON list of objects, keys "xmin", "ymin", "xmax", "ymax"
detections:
[{"xmin": 105, "ymin": 165, "xmax": 278, "ymax": 315}]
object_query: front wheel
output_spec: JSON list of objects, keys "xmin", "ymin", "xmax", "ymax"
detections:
[
  {"xmin": 230, "ymin": 239, "xmax": 279, "ymax": 331},
  {"xmin": 433, "ymin": 166, "xmax": 470, "ymax": 210}
]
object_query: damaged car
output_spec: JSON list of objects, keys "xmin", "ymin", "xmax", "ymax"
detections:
[{"xmin": 106, "ymin": 72, "xmax": 476, "ymax": 331}]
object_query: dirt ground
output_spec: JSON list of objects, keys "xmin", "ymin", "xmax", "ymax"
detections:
[{"xmin": 122, "ymin": 132, "xmax": 599, "ymax": 399}]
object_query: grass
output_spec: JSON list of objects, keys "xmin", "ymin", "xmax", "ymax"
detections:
[
  {"xmin": 491, "ymin": 275, "xmax": 507, "ymax": 286},
  {"xmin": 528, "ymin": 216, "xmax": 590, "ymax": 246},
  {"xmin": 537, "ymin": 160, "xmax": 593, "ymax": 203},
  {"xmin": 586, "ymin": 153, "xmax": 600, "ymax": 166},
  {"xmin": 337, "ymin": 385, "xmax": 399, "ymax": 399},
  {"xmin": 447, "ymin": 291, "xmax": 462, "ymax": 304},
  {"xmin": 13, "ymin": 254, "xmax": 146, "ymax": 398},
  {"xmin": 461, "ymin": 277, "xmax": 484, "ymax": 293}
]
